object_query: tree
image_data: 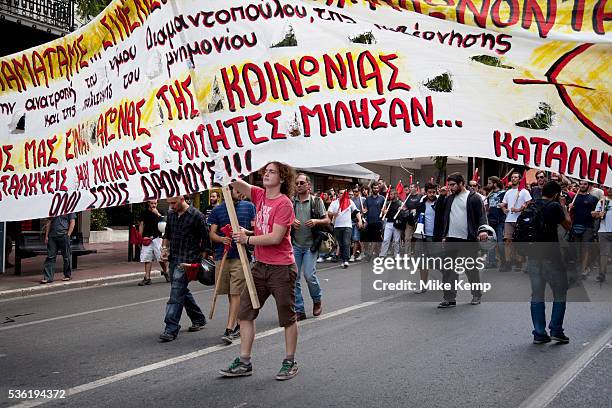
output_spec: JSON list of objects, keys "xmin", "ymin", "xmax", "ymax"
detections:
[
  {"xmin": 75, "ymin": 0, "xmax": 111, "ymax": 20},
  {"xmin": 432, "ymin": 156, "xmax": 448, "ymax": 185}
]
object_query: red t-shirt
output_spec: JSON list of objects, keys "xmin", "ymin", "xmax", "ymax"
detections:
[{"xmin": 251, "ymin": 186, "xmax": 295, "ymax": 265}]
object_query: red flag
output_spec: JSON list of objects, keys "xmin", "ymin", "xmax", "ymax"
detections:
[
  {"xmin": 518, "ymin": 170, "xmax": 527, "ymax": 191},
  {"xmin": 396, "ymin": 181, "xmax": 406, "ymax": 201},
  {"xmin": 472, "ymin": 168, "xmax": 480, "ymax": 182},
  {"xmin": 501, "ymin": 174, "xmax": 509, "ymax": 187},
  {"xmin": 319, "ymin": 192, "xmax": 325, "ymax": 200},
  {"xmin": 220, "ymin": 224, "xmax": 234, "ymax": 254},
  {"xmin": 409, "ymin": 175, "xmax": 413, "ymax": 185},
  {"xmin": 339, "ymin": 190, "xmax": 351, "ymax": 212}
]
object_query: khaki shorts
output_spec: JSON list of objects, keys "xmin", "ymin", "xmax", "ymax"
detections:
[
  {"xmin": 238, "ymin": 262, "xmax": 297, "ymax": 327},
  {"xmin": 503, "ymin": 222, "xmax": 516, "ymax": 240},
  {"xmin": 216, "ymin": 258, "xmax": 246, "ymax": 296},
  {"xmin": 599, "ymin": 232, "xmax": 612, "ymax": 257}
]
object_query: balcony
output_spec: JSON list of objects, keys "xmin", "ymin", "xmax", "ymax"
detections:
[{"xmin": 0, "ymin": 0, "xmax": 75, "ymax": 36}]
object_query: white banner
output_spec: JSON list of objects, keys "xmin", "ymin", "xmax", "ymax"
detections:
[{"xmin": 0, "ymin": 0, "xmax": 610, "ymax": 221}]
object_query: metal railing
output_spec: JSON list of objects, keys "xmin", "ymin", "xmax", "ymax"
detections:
[{"xmin": 0, "ymin": 0, "xmax": 75, "ymax": 34}]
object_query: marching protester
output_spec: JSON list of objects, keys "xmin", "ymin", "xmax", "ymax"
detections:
[
  {"xmin": 221, "ymin": 161, "xmax": 299, "ymax": 380},
  {"xmin": 593, "ymin": 188, "xmax": 611, "ymax": 283},
  {"xmin": 501, "ymin": 172, "xmax": 532, "ymax": 271},
  {"xmin": 439, "ymin": 173, "xmax": 489, "ymax": 308},
  {"xmin": 350, "ymin": 186, "xmax": 366, "ymax": 262},
  {"xmin": 159, "ymin": 196, "xmax": 210, "ymax": 342},
  {"xmin": 485, "ymin": 177, "xmax": 506, "ymax": 269},
  {"xmin": 138, "ymin": 200, "xmax": 169, "ymax": 286},
  {"xmin": 568, "ymin": 181, "xmax": 599, "ymax": 279},
  {"xmin": 203, "ymin": 190, "xmax": 220, "ymax": 223},
  {"xmin": 526, "ymin": 181, "xmax": 572, "ymax": 344},
  {"xmin": 362, "ymin": 182, "xmax": 385, "ymax": 261},
  {"xmin": 208, "ymin": 186, "xmax": 256, "ymax": 344},
  {"xmin": 530, "ymin": 170, "xmax": 547, "ymax": 200},
  {"xmin": 379, "ymin": 188, "xmax": 403, "ymax": 258},
  {"xmin": 40, "ymin": 213, "xmax": 77, "ymax": 284},
  {"xmin": 413, "ymin": 183, "xmax": 441, "ymax": 293},
  {"xmin": 328, "ymin": 189, "xmax": 362, "ymax": 268},
  {"xmin": 402, "ymin": 184, "xmax": 423, "ymax": 255},
  {"xmin": 292, "ymin": 173, "xmax": 330, "ymax": 321}
]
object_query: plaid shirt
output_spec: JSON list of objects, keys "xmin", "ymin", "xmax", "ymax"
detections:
[{"xmin": 163, "ymin": 206, "xmax": 209, "ymax": 264}]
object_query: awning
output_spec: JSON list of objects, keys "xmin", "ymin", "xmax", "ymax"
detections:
[{"xmin": 299, "ymin": 164, "xmax": 379, "ymax": 180}]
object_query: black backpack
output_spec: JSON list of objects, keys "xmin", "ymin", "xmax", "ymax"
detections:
[{"xmin": 513, "ymin": 201, "xmax": 551, "ymax": 242}]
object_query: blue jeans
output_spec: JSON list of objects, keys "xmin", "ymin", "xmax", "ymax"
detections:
[
  {"xmin": 334, "ymin": 227, "xmax": 352, "ymax": 262},
  {"xmin": 528, "ymin": 257, "xmax": 567, "ymax": 338},
  {"xmin": 487, "ymin": 222, "xmax": 505, "ymax": 266},
  {"xmin": 163, "ymin": 263, "xmax": 206, "ymax": 336},
  {"xmin": 43, "ymin": 235, "xmax": 72, "ymax": 281},
  {"xmin": 293, "ymin": 245, "xmax": 322, "ymax": 314}
]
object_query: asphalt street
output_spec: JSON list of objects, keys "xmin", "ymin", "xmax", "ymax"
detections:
[{"xmin": 0, "ymin": 262, "xmax": 610, "ymax": 408}]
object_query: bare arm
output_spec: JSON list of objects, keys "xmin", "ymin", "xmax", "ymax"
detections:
[
  {"xmin": 233, "ymin": 223, "xmax": 288, "ymax": 246},
  {"xmin": 67, "ymin": 219, "xmax": 75, "ymax": 237},
  {"xmin": 560, "ymin": 206, "xmax": 572, "ymax": 231},
  {"xmin": 44, "ymin": 219, "xmax": 51, "ymax": 244},
  {"xmin": 138, "ymin": 221, "xmax": 144, "ymax": 236},
  {"xmin": 210, "ymin": 223, "xmax": 231, "ymax": 246},
  {"xmin": 231, "ymin": 179, "xmax": 252, "ymax": 200}
]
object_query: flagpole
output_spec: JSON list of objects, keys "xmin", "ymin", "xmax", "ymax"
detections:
[{"xmin": 380, "ymin": 187, "xmax": 391, "ymax": 219}]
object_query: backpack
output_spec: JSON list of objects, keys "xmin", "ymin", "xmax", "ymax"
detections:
[{"xmin": 513, "ymin": 201, "xmax": 551, "ymax": 242}]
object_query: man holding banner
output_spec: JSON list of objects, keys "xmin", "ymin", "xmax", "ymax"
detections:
[{"xmin": 221, "ymin": 161, "xmax": 299, "ymax": 381}]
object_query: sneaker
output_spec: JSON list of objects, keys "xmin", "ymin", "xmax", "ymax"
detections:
[
  {"xmin": 342, "ymin": 261, "xmax": 349, "ymax": 269},
  {"xmin": 230, "ymin": 325, "xmax": 241, "ymax": 340},
  {"xmin": 414, "ymin": 288, "xmax": 427, "ymax": 294},
  {"xmin": 221, "ymin": 328, "xmax": 234, "ymax": 345},
  {"xmin": 595, "ymin": 274, "xmax": 606, "ymax": 283},
  {"xmin": 551, "ymin": 334, "xmax": 570, "ymax": 344},
  {"xmin": 470, "ymin": 296, "xmax": 482, "ymax": 305},
  {"xmin": 316, "ymin": 257, "xmax": 324, "ymax": 263},
  {"xmin": 159, "ymin": 332, "xmax": 177, "ymax": 342},
  {"xmin": 188, "ymin": 321, "xmax": 206, "ymax": 332},
  {"xmin": 275, "ymin": 359, "xmax": 298, "ymax": 381},
  {"xmin": 296, "ymin": 312, "xmax": 307, "ymax": 321},
  {"xmin": 533, "ymin": 335, "xmax": 551, "ymax": 344},
  {"xmin": 356, "ymin": 253, "xmax": 364, "ymax": 261},
  {"xmin": 349, "ymin": 255, "xmax": 355, "ymax": 262},
  {"xmin": 62, "ymin": 276, "xmax": 71, "ymax": 281},
  {"xmin": 437, "ymin": 301, "xmax": 456, "ymax": 308},
  {"xmin": 162, "ymin": 272, "xmax": 170, "ymax": 282},
  {"xmin": 219, "ymin": 358, "xmax": 253, "ymax": 377},
  {"xmin": 138, "ymin": 278, "xmax": 151, "ymax": 286}
]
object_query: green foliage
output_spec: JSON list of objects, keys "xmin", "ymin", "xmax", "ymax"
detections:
[
  {"xmin": 75, "ymin": 0, "xmax": 111, "ymax": 20},
  {"xmin": 271, "ymin": 26, "xmax": 297, "ymax": 48},
  {"xmin": 470, "ymin": 55, "xmax": 514, "ymax": 69},
  {"xmin": 515, "ymin": 102, "xmax": 555, "ymax": 130},
  {"xmin": 349, "ymin": 31, "xmax": 375, "ymax": 44},
  {"xmin": 90, "ymin": 209, "xmax": 109, "ymax": 231},
  {"xmin": 424, "ymin": 73, "xmax": 453, "ymax": 92}
]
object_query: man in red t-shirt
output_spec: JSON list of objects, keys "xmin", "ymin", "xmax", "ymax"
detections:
[{"xmin": 219, "ymin": 161, "xmax": 299, "ymax": 381}]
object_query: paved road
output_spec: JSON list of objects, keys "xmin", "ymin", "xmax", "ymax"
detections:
[{"xmin": 0, "ymin": 262, "xmax": 610, "ymax": 408}]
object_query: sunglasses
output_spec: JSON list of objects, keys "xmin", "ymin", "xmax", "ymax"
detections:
[{"xmin": 296, "ymin": 181, "xmax": 307, "ymax": 186}]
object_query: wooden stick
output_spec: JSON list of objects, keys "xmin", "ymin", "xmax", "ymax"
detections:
[
  {"xmin": 209, "ymin": 250, "xmax": 229, "ymax": 320},
  {"xmin": 221, "ymin": 186, "xmax": 260, "ymax": 309}
]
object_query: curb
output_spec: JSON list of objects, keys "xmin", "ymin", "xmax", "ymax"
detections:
[{"xmin": 0, "ymin": 271, "xmax": 162, "ymax": 301}]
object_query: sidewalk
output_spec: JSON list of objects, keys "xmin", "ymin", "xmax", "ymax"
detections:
[{"xmin": 0, "ymin": 242, "xmax": 157, "ymax": 300}]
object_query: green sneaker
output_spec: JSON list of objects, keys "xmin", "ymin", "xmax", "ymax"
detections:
[
  {"xmin": 219, "ymin": 358, "xmax": 252, "ymax": 377},
  {"xmin": 275, "ymin": 359, "xmax": 298, "ymax": 381}
]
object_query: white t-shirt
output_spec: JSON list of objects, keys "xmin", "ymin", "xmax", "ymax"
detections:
[
  {"xmin": 590, "ymin": 187, "xmax": 604, "ymax": 201},
  {"xmin": 595, "ymin": 198, "xmax": 612, "ymax": 233},
  {"xmin": 328, "ymin": 199, "xmax": 357, "ymax": 228},
  {"xmin": 448, "ymin": 190, "xmax": 469, "ymax": 240},
  {"xmin": 502, "ymin": 188, "xmax": 532, "ymax": 223}
]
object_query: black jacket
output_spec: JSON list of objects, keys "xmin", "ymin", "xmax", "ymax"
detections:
[
  {"xmin": 416, "ymin": 196, "xmax": 445, "ymax": 242},
  {"xmin": 441, "ymin": 191, "xmax": 488, "ymax": 241}
]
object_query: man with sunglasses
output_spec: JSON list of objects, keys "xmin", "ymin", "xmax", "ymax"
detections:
[
  {"xmin": 531, "ymin": 171, "xmax": 547, "ymax": 200},
  {"xmin": 291, "ymin": 173, "xmax": 330, "ymax": 321},
  {"xmin": 568, "ymin": 181, "xmax": 599, "ymax": 280}
]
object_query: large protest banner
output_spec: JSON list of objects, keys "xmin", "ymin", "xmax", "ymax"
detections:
[{"xmin": 0, "ymin": 0, "xmax": 609, "ymax": 221}]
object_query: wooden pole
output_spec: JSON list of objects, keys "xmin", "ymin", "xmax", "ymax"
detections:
[
  {"xmin": 209, "ymin": 251, "xmax": 229, "ymax": 320},
  {"xmin": 220, "ymin": 186, "xmax": 260, "ymax": 309}
]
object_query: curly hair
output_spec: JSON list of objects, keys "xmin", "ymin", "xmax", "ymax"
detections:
[{"xmin": 259, "ymin": 161, "xmax": 297, "ymax": 198}]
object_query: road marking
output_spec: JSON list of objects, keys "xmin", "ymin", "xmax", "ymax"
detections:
[
  {"xmin": 0, "ymin": 262, "xmax": 351, "ymax": 330},
  {"xmin": 10, "ymin": 294, "xmax": 400, "ymax": 408},
  {"xmin": 519, "ymin": 325, "xmax": 612, "ymax": 408},
  {"xmin": 0, "ymin": 289, "xmax": 211, "ymax": 332}
]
